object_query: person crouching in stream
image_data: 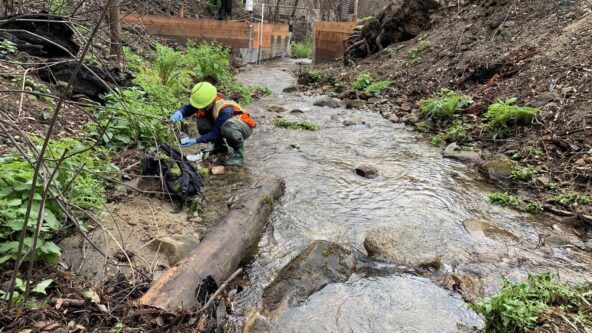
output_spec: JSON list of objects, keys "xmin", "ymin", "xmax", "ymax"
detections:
[{"xmin": 170, "ymin": 82, "xmax": 256, "ymax": 167}]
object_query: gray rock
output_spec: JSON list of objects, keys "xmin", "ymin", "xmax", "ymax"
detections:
[
  {"xmin": 152, "ymin": 234, "xmax": 201, "ymax": 265},
  {"xmin": 531, "ymin": 92, "xmax": 561, "ymax": 107},
  {"xmin": 343, "ymin": 99, "xmax": 365, "ymax": 109},
  {"xmin": 402, "ymin": 114, "xmax": 420, "ymax": 125},
  {"xmin": 443, "ymin": 143, "xmax": 481, "ymax": 164},
  {"xmin": 338, "ymin": 89, "xmax": 357, "ymax": 100},
  {"xmin": 364, "ymin": 226, "xmax": 442, "ymax": 270},
  {"xmin": 535, "ymin": 175, "xmax": 551, "ymax": 187},
  {"xmin": 343, "ymin": 118, "xmax": 361, "ymax": 126},
  {"xmin": 261, "ymin": 241, "xmax": 355, "ymax": 314},
  {"xmin": 478, "ymin": 159, "xmax": 515, "ymax": 183},
  {"xmin": 388, "ymin": 115, "xmax": 400, "ymax": 123},
  {"xmin": 290, "ymin": 109, "xmax": 304, "ymax": 114},
  {"xmin": 415, "ymin": 119, "xmax": 436, "ymax": 132},
  {"xmin": 283, "ymin": 85, "xmax": 301, "ymax": 93},
  {"xmin": 367, "ymin": 97, "xmax": 381, "ymax": 104},
  {"xmin": 355, "ymin": 165, "xmax": 379, "ymax": 179},
  {"xmin": 400, "ymin": 103, "xmax": 412, "ymax": 112},
  {"xmin": 313, "ymin": 97, "xmax": 341, "ymax": 108},
  {"xmin": 268, "ymin": 105, "xmax": 287, "ymax": 113}
]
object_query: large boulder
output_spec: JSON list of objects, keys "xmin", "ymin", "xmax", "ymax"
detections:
[
  {"xmin": 364, "ymin": 225, "xmax": 473, "ymax": 270},
  {"xmin": 478, "ymin": 159, "xmax": 515, "ymax": 183},
  {"xmin": 261, "ymin": 241, "xmax": 356, "ymax": 315}
]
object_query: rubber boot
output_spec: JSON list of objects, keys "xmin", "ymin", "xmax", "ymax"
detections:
[
  {"xmin": 207, "ymin": 141, "xmax": 229, "ymax": 155},
  {"xmin": 225, "ymin": 146, "xmax": 245, "ymax": 167}
]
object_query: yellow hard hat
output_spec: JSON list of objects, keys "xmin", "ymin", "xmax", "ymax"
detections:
[{"xmin": 189, "ymin": 82, "xmax": 217, "ymax": 108}]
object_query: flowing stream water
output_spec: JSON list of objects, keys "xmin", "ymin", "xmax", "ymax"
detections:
[{"xmin": 226, "ymin": 59, "xmax": 591, "ymax": 332}]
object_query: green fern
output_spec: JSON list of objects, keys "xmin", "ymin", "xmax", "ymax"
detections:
[
  {"xmin": 484, "ymin": 98, "xmax": 541, "ymax": 138},
  {"xmin": 419, "ymin": 89, "xmax": 473, "ymax": 120}
]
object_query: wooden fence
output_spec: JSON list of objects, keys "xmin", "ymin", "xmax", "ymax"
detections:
[
  {"xmin": 122, "ymin": 13, "xmax": 291, "ymax": 62},
  {"xmin": 312, "ymin": 21, "xmax": 356, "ymax": 64}
]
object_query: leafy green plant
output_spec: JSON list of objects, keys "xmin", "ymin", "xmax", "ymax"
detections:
[
  {"xmin": 431, "ymin": 121, "xmax": 473, "ymax": 145},
  {"xmin": 307, "ymin": 69, "xmax": 327, "ymax": 83},
  {"xmin": 524, "ymin": 146, "xmax": 544, "ymax": 158},
  {"xmin": 431, "ymin": 134, "xmax": 444, "ymax": 146},
  {"xmin": 0, "ymin": 138, "xmax": 117, "ymax": 264},
  {"xmin": 352, "ymin": 73, "xmax": 373, "ymax": 90},
  {"xmin": 114, "ymin": 323, "xmax": 124, "ymax": 333},
  {"xmin": 483, "ymin": 98, "xmax": 541, "ymax": 138},
  {"xmin": 47, "ymin": 0, "xmax": 67, "ymax": 15},
  {"xmin": 471, "ymin": 273, "xmax": 587, "ymax": 333},
  {"xmin": 526, "ymin": 202, "xmax": 544, "ymax": 213},
  {"xmin": 551, "ymin": 193, "xmax": 591, "ymax": 208},
  {"xmin": 510, "ymin": 166, "xmax": 535, "ymax": 181},
  {"xmin": 184, "ymin": 41, "xmax": 232, "ymax": 84},
  {"xmin": 292, "ymin": 36, "xmax": 313, "ymax": 59},
  {"xmin": 123, "ymin": 46, "xmax": 146, "ymax": 72},
  {"xmin": 0, "ymin": 278, "xmax": 53, "ymax": 303},
  {"xmin": 88, "ymin": 88, "xmax": 174, "ymax": 150},
  {"xmin": 0, "ymin": 40, "xmax": 17, "ymax": 56},
  {"xmin": 273, "ymin": 119, "xmax": 319, "ymax": 131},
  {"xmin": 487, "ymin": 192, "xmax": 545, "ymax": 213},
  {"xmin": 419, "ymin": 89, "xmax": 473, "ymax": 120},
  {"xmin": 487, "ymin": 192, "xmax": 525, "ymax": 208},
  {"xmin": 365, "ymin": 80, "xmax": 391, "ymax": 97},
  {"xmin": 386, "ymin": 48, "xmax": 396, "ymax": 58},
  {"xmin": 546, "ymin": 182, "xmax": 557, "ymax": 191},
  {"xmin": 407, "ymin": 37, "xmax": 431, "ymax": 60}
]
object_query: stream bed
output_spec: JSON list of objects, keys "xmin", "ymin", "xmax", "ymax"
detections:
[{"xmin": 229, "ymin": 60, "xmax": 591, "ymax": 332}]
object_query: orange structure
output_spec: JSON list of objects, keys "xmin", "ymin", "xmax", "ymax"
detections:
[
  {"xmin": 312, "ymin": 21, "xmax": 356, "ymax": 64},
  {"xmin": 122, "ymin": 13, "xmax": 291, "ymax": 63}
]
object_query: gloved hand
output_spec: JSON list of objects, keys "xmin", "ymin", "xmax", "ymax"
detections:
[
  {"xmin": 170, "ymin": 110, "xmax": 183, "ymax": 122},
  {"xmin": 180, "ymin": 137, "xmax": 197, "ymax": 147}
]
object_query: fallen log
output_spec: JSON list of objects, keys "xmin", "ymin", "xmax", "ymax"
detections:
[
  {"xmin": 139, "ymin": 175, "xmax": 286, "ymax": 313},
  {"xmin": 343, "ymin": 0, "xmax": 440, "ymax": 63}
]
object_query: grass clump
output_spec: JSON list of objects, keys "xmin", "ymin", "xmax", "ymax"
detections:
[
  {"xmin": 273, "ymin": 118, "xmax": 319, "ymax": 131},
  {"xmin": 484, "ymin": 98, "xmax": 541, "ymax": 138},
  {"xmin": 292, "ymin": 36, "xmax": 312, "ymax": 59},
  {"xmin": 510, "ymin": 166, "xmax": 536, "ymax": 181},
  {"xmin": 487, "ymin": 192, "xmax": 525, "ymax": 208},
  {"xmin": 487, "ymin": 192, "xmax": 544, "ymax": 213},
  {"xmin": 431, "ymin": 121, "xmax": 473, "ymax": 146},
  {"xmin": 419, "ymin": 89, "xmax": 473, "ymax": 120},
  {"xmin": 352, "ymin": 73, "xmax": 373, "ymax": 90},
  {"xmin": 365, "ymin": 80, "xmax": 391, "ymax": 97},
  {"xmin": 551, "ymin": 192, "xmax": 591, "ymax": 208},
  {"xmin": 472, "ymin": 273, "xmax": 592, "ymax": 333}
]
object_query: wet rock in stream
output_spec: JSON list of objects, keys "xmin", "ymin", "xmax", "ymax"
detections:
[
  {"xmin": 478, "ymin": 158, "xmax": 515, "ymax": 184},
  {"xmin": 261, "ymin": 241, "xmax": 356, "ymax": 315},
  {"xmin": 313, "ymin": 97, "xmax": 341, "ymax": 108},
  {"xmin": 355, "ymin": 165, "xmax": 379, "ymax": 179},
  {"xmin": 364, "ymin": 225, "xmax": 470, "ymax": 270},
  {"xmin": 443, "ymin": 142, "xmax": 482, "ymax": 164}
]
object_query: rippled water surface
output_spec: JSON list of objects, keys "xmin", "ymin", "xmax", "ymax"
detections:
[{"xmin": 230, "ymin": 60, "xmax": 591, "ymax": 332}]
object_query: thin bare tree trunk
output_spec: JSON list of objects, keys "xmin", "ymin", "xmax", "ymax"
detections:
[
  {"xmin": 273, "ymin": 0, "xmax": 281, "ymax": 23},
  {"xmin": 108, "ymin": 0, "xmax": 123, "ymax": 63},
  {"xmin": 290, "ymin": 0, "xmax": 300, "ymax": 18}
]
